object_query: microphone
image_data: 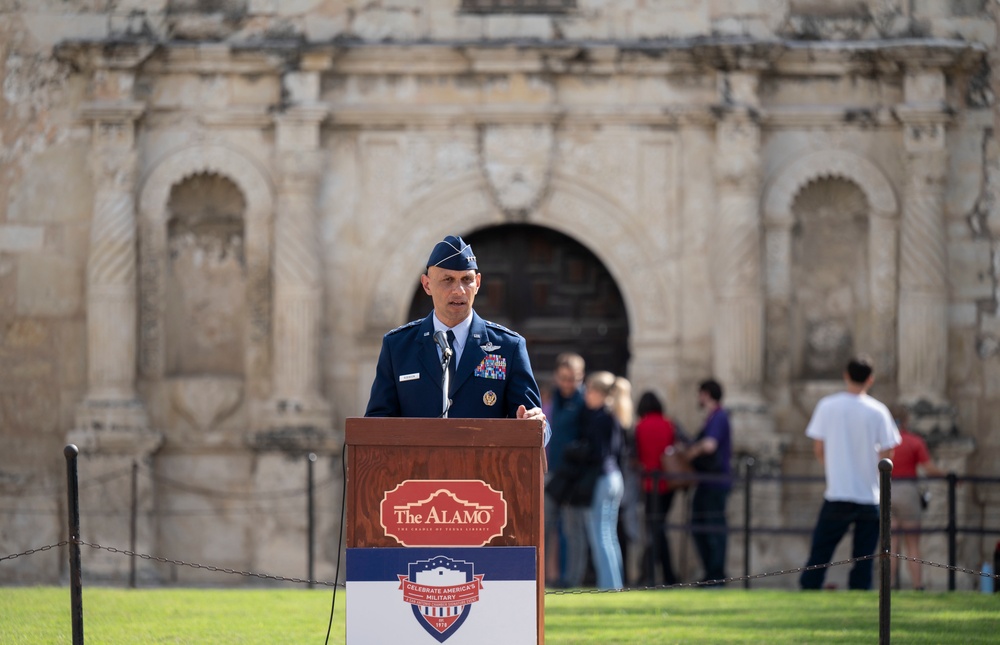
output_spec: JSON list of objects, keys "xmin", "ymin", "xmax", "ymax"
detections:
[
  {"xmin": 434, "ymin": 330, "xmax": 454, "ymax": 419},
  {"xmin": 433, "ymin": 330, "xmax": 453, "ymax": 360}
]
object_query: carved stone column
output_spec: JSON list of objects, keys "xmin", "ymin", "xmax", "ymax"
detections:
[
  {"xmin": 255, "ymin": 66, "xmax": 334, "ymax": 448},
  {"xmin": 712, "ymin": 71, "xmax": 783, "ymax": 475},
  {"xmin": 712, "ymin": 72, "xmax": 766, "ymax": 408},
  {"xmin": 896, "ymin": 67, "xmax": 951, "ymax": 413},
  {"xmin": 67, "ymin": 47, "xmax": 161, "ymax": 454},
  {"xmin": 764, "ymin": 209, "xmax": 794, "ymax": 387}
]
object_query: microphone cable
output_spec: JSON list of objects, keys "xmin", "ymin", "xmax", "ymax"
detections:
[{"xmin": 323, "ymin": 441, "xmax": 347, "ymax": 645}]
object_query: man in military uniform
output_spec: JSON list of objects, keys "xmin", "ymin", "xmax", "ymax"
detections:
[{"xmin": 365, "ymin": 235, "xmax": 549, "ymax": 440}]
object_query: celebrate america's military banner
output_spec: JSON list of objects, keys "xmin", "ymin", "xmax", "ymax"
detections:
[{"xmin": 346, "ymin": 547, "xmax": 536, "ymax": 644}]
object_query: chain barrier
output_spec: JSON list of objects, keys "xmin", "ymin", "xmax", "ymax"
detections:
[
  {"xmin": 0, "ymin": 542, "xmax": 69, "ymax": 563},
  {"xmin": 891, "ymin": 552, "xmax": 1000, "ymax": 581},
  {"xmin": 4, "ymin": 541, "xmax": 998, "ymax": 593},
  {"xmin": 75, "ymin": 539, "xmax": 344, "ymax": 588}
]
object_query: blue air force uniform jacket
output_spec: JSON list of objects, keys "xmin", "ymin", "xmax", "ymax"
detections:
[{"xmin": 365, "ymin": 311, "xmax": 544, "ymax": 420}]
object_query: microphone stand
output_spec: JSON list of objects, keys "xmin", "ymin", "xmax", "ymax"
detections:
[{"xmin": 440, "ymin": 349, "xmax": 452, "ymax": 418}]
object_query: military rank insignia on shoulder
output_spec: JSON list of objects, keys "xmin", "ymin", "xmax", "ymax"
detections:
[
  {"xmin": 483, "ymin": 319, "xmax": 521, "ymax": 337},
  {"xmin": 385, "ymin": 319, "xmax": 421, "ymax": 337}
]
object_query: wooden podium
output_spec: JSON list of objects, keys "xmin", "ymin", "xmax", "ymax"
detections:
[{"xmin": 345, "ymin": 417, "xmax": 546, "ymax": 644}]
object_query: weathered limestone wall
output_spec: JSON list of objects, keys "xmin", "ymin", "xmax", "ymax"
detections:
[{"xmin": 1, "ymin": 0, "xmax": 998, "ymax": 588}]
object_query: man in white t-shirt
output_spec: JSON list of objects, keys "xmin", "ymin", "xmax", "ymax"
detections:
[{"xmin": 799, "ymin": 355, "xmax": 901, "ymax": 590}]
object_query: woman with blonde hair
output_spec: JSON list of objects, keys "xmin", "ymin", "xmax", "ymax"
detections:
[
  {"xmin": 610, "ymin": 376, "xmax": 634, "ymax": 430},
  {"xmin": 580, "ymin": 371, "xmax": 626, "ymax": 590},
  {"xmin": 611, "ymin": 375, "xmax": 640, "ymax": 586}
]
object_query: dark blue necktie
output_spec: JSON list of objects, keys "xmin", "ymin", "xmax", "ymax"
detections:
[{"xmin": 446, "ymin": 330, "xmax": 457, "ymax": 382}]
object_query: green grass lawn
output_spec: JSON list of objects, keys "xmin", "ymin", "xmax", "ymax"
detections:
[{"xmin": 1, "ymin": 586, "xmax": 997, "ymax": 644}]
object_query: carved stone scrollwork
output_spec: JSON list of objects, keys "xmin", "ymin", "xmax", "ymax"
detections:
[{"xmin": 479, "ymin": 124, "xmax": 555, "ymax": 218}]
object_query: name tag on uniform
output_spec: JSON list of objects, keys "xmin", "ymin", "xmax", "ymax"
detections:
[{"xmin": 400, "ymin": 373, "xmax": 420, "ymax": 382}]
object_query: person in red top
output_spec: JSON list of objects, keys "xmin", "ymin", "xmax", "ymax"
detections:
[
  {"xmin": 634, "ymin": 391, "xmax": 680, "ymax": 586},
  {"xmin": 890, "ymin": 406, "xmax": 946, "ymax": 590}
]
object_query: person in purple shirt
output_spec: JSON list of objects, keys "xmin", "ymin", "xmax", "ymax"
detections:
[{"xmin": 682, "ymin": 378, "xmax": 732, "ymax": 586}]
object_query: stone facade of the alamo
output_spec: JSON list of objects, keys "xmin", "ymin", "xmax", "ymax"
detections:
[{"xmin": 1, "ymin": 1, "xmax": 998, "ymax": 589}]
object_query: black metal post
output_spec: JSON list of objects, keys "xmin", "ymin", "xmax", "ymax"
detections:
[
  {"xmin": 994, "ymin": 539, "xmax": 1000, "ymax": 594},
  {"xmin": 307, "ymin": 452, "xmax": 317, "ymax": 589},
  {"xmin": 129, "ymin": 460, "xmax": 138, "ymax": 589},
  {"xmin": 878, "ymin": 458, "xmax": 892, "ymax": 645},
  {"xmin": 743, "ymin": 457, "xmax": 754, "ymax": 589},
  {"xmin": 947, "ymin": 472, "xmax": 957, "ymax": 591},
  {"xmin": 65, "ymin": 444, "xmax": 84, "ymax": 645}
]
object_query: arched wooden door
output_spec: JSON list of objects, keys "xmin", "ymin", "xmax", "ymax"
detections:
[{"xmin": 408, "ymin": 225, "xmax": 630, "ymax": 384}]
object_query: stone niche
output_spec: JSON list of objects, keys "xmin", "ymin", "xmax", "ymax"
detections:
[
  {"xmin": 790, "ymin": 177, "xmax": 870, "ymax": 381},
  {"xmin": 155, "ymin": 172, "xmax": 249, "ymax": 440},
  {"xmin": 139, "ymin": 143, "xmax": 275, "ymax": 449},
  {"xmin": 165, "ymin": 173, "xmax": 247, "ymax": 378}
]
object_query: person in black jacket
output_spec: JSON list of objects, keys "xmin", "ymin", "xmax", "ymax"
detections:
[{"xmin": 579, "ymin": 371, "xmax": 626, "ymax": 590}]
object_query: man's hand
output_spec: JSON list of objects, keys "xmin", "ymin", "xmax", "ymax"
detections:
[
  {"xmin": 517, "ymin": 405, "xmax": 546, "ymax": 423},
  {"xmin": 518, "ymin": 405, "xmax": 551, "ymax": 447}
]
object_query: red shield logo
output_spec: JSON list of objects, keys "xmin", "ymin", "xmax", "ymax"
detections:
[
  {"xmin": 380, "ymin": 480, "xmax": 508, "ymax": 547},
  {"xmin": 399, "ymin": 555, "xmax": 484, "ymax": 642}
]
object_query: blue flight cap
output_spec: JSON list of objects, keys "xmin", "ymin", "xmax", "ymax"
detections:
[{"xmin": 426, "ymin": 235, "xmax": 478, "ymax": 271}]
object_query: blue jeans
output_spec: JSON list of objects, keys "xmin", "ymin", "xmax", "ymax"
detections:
[
  {"xmin": 586, "ymin": 470, "xmax": 624, "ymax": 590},
  {"xmin": 691, "ymin": 485, "xmax": 729, "ymax": 583},
  {"xmin": 800, "ymin": 500, "xmax": 881, "ymax": 590}
]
